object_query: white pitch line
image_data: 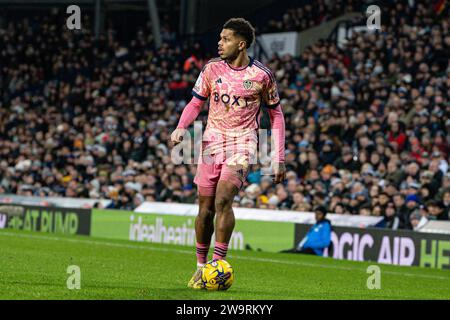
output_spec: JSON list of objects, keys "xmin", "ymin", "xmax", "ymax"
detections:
[
  {"xmin": 0, "ymin": 231, "xmax": 192, "ymax": 255},
  {"xmin": 1, "ymin": 231, "xmax": 449, "ymax": 281}
]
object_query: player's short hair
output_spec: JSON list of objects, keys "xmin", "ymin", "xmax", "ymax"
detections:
[{"xmin": 223, "ymin": 18, "xmax": 255, "ymax": 49}]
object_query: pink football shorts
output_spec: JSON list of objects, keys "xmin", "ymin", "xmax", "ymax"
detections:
[{"xmin": 194, "ymin": 130, "xmax": 258, "ymax": 196}]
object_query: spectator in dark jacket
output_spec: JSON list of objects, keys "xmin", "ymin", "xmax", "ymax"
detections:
[
  {"xmin": 333, "ymin": 148, "xmax": 360, "ymax": 172},
  {"xmin": 375, "ymin": 202, "xmax": 400, "ymax": 229},
  {"xmin": 426, "ymin": 200, "xmax": 449, "ymax": 221},
  {"xmin": 394, "ymin": 193, "xmax": 411, "ymax": 229}
]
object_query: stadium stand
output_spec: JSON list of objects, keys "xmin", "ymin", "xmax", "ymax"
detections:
[
  {"xmin": 0, "ymin": 0, "xmax": 448, "ymax": 229},
  {"xmin": 259, "ymin": 0, "xmax": 365, "ymax": 33}
]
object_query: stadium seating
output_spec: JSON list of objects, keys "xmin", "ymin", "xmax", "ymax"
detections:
[{"xmin": 0, "ymin": 0, "xmax": 448, "ymax": 229}]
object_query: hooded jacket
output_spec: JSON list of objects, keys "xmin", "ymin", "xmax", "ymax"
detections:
[{"xmin": 297, "ymin": 219, "xmax": 332, "ymax": 256}]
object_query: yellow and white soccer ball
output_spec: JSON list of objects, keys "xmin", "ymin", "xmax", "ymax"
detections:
[{"xmin": 201, "ymin": 259, "xmax": 234, "ymax": 291}]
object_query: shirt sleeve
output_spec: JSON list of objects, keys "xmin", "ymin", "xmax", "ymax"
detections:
[
  {"xmin": 192, "ymin": 64, "xmax": 211, "ymax": 101},
  {"xmin": 176, "ymin": 96, "xmax": 205, "ymax": 129},
  {"xmin": 267, "ymin": 104, "xmax": 285, "ymax": 163},
  {"xmin": 262, "ymin": 71, "xmax": 280, "ymax": 108}
]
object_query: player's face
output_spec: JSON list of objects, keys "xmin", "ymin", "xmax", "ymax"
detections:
[{"xmin": 218, "ymin": 29, "xmax": 245, "ymax": 60}]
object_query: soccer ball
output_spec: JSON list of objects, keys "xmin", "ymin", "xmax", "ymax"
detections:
[{"xmin": 201, "ymin": 259, "xmax": 234, "ymax": 291}]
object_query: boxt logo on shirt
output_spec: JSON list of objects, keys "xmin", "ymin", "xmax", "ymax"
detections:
[{"xmin": 213, "ymin": 92, "xmax": 251, "ymax": 109}]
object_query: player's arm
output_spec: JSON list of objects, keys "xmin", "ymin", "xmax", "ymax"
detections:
[
  {"xmin": 267, "ymin": 104, "xmax": 286, "ymax": 183},
  {"xmin": 171, "ymin": 64, "xmax": 211, "ymax": 146},
  {"xmin": 171, "ymin": 96, "xmax": 205, "ymax": 145},
  {"xmin": 264, "ymin": 72, "xmax": 286, "ymax": 184}
]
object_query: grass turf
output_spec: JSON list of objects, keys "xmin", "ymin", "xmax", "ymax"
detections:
[{"xmin": 1, "ymin": 228, "xmax": 450, "ymax": 300}]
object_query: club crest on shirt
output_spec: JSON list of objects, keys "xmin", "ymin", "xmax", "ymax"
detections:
[{"xmin": 243, "ymin": 80, "xmax": 253, "ymax": 90}]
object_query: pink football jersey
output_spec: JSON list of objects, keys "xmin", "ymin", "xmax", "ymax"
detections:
[{"xmin": 192, "ymin": 57, "xmax": 280, "ymax": 135}]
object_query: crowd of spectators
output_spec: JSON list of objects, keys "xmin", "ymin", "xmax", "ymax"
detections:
[
  {"xmin": 239, "ymin": 1, "xmax": 450, "ymax": 229},
  {"xmin": 260, "ymin": 0, "xmax": 364, "ymax": 34},
  {"xmin": 0, "ymin": 1, "xmax": 449, "ymax": 229},
  {"xmin": 0, "ymin": 12, "xmax": 204, "ymax": 210}
]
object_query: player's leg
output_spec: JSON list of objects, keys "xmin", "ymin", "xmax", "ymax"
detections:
[
  {"xmin": 195, "ymin": 194, "xmax": 216, "ymax": 266},
  {"xmin": 188, "ymin": 158, "xmax": 220, "ymax": 289},
  {"xmin": 188, "ymin": 193, "xmax": 216, "ymax": 289},
  {"xmin": 211, "ymin": 133, "xmax": 257, "ymax": 260},
  {"xmin": 212, "ymin": 179, "xmax": 240, "ymax": 261},
  {"xmin": 193, "ymin": 157, "xmax": 221, "ymax": 267}
]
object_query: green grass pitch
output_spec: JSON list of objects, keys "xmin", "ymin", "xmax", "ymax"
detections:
[{"xmin": 1, "ymin": 229, "xmax": 449, "ymax": 300}]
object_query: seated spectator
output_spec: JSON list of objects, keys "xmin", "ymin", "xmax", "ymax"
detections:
[
  {"xmin": 443, "ymin": 191, "xmax": 450, "ymax": 219},
  {"xmin": 282, "ymin": 206, "xmax": 332, "ymax": 256},
  {"xmin": 409, "ymin": 209, "xmax": 428, "ymax": 231},
  {"xmin": 375, "ymin": 202, "xmax": 400, "ymax": 229},
  {"xmin": 426, "ymin": 200, "xmax": 449, "ymax": 221},
  {"xmin": 358, "ymin": 205, "xmax": 372, "ymax": 216}
]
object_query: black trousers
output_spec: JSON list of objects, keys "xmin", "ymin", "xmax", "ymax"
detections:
[{"xmin": 280, "ymin": 247, "xmax": 317, "ymax": 255}]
